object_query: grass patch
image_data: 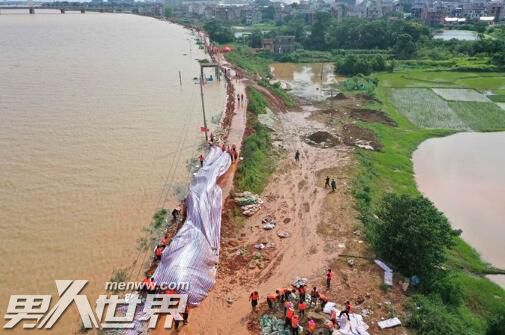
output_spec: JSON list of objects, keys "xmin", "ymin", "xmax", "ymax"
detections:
[
  {"xmin": 226, "ymin": 45, "xmax": 270, "ymax": 78},
  {"xmin": 488, "ymin": 94, "xmax": 505, "ymax": 102},
  {"xmin": 235, "ymin": 88, "xmax": 275, "ymax": 194},
  {"xmin": 247, "ymin": 87, "xmax": 267, "ymax": 114},
  {"xmin": 449, "ymin": 101, "xmax": 505, "ymax": 131},
  {"xmin": 353, "ymin": 72, "xmax": 505, "ymax": 335}
]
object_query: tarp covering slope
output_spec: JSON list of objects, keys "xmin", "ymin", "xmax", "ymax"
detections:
[{"xmin": 153, "ymin": 145, "xmax": 231, "ymax": 306}]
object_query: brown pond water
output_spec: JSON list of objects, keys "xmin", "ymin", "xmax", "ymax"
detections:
[
  {"xmin": 413, "ymin": 132, "xmax": 505, "ymax": 288},
  {"xmin": 270, "ymin": 63, "xmax": 344, "ymax": 101},
  {"xmin": 0, "ymin": 13, "xmax": 226, "ymax": 333}
]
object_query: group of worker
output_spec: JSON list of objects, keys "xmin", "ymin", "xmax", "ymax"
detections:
[
  {"xmin": 249, "ymin": 272, "xmax": 353, "ymax": 334},
  {"xmin": 324, "ymin": 176, "xmax": 337, "ymax": 192},
  {"xmin": 237, "ymin": 92, "xmax": 246, "ymax": 106}
]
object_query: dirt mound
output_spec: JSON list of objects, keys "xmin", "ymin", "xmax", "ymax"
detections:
[
  {"xmin": 342, "ymin": 124, "xmax": 382, "ymax": 150},
  {"xmin": 304, "ymin": 131, "xmax": 340, "ymax": 148},
  {"xmin": 350, "ymin": 108, "xmax": 397, "ymax": 127},
  {"xmin": 328, "ymin": 92, "xmax": 347, "ymax": 100}
]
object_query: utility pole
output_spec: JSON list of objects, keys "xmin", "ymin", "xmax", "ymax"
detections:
[{"xmin": 199, "ymin": 75, "xmax": 209, "ymax": 143}]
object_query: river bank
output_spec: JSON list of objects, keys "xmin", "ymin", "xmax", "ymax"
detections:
[{"xmin": 187, "ymin": 45, "xmax": 505, "ymax": 333}]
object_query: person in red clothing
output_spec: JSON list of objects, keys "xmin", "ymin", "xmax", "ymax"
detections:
[
  {"xmin": 330, "ymin": 308, "xmax": 337, "ymax": 326},
  {"xmin": 291, "ymin": 314, "xmax": 300, "ymax": 335},
  {"xmin": 326, "ymin": 269, "xmax": 333, "ymax": 289},
  {"xmin": 267, "ymin": 292, "xmax": 277, "ymax": 310},
  {"xmin": 298, "ymin": 300, "xmax": 307, "ymax": 317},
  {"xmin": 198, "ymin": 154, "xmax": 204, "ymax": 167},
  {"xmin": 249, "ymin": 291, "xmax": 259, "ymax": 312},
  {"xmin": 284, "ymin": 305, "xmax": 294, "ymax": 329},
  {"xmin": 154, "ymin": 244, "xmax": 165, "ymax": 259},
  {"xmin": 339, "ymin": 300, "xmax": 352, "ymax": 320}
]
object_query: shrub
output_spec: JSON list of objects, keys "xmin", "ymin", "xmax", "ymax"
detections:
[
  {"xmin": 406, "ymin": 295, "xmax": 476, "ymax": 335},
  {"xmin": 372, "ymin": 193, "xmax": 455, "ymax": 282}
]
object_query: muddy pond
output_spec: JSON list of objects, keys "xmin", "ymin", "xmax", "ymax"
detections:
[
  {"xmin": 413, "ymin": 132, "xmax": 505, "ymax": 288},
  {"xmin": 270, "ymin": 63, "xmax": 344, "ymax": 101}
]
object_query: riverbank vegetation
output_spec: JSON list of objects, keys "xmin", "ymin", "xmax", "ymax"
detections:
[
  {"xmin": 351, "ymin": 70, "xmax": 505, "ymax": 334},
  {"xmin": 235, "ymin": 87, "xmax": 275, "ymax": 194}
]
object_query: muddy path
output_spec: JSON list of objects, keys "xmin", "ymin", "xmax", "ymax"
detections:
[
  {"xmin": 167, "ymin": 75, "xmax": 406, "ymax": 335},
  {"xmin": 173, "ymin": 104, "xmax": 359, "ymax": 334}
]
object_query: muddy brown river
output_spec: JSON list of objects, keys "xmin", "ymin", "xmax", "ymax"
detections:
[
  {"xmin": 0, "ymin": 13, "xmax": 225, "ymax": 333},
  {"xmin": 413, "ymin": 132, "xmax": 505, "ymax": 288}
]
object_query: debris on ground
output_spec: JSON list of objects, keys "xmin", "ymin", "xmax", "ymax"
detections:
[
  {"xmin": 377, "ymin": 317, "xmax": 402, "ymax": 329},
  {"xmin": 374, "ymin": 259, "xmax": 394, "ymax": 286},
  {"xmin": 262, "ymin": 215, "xmax": 277, "ymax": 230},
  {"xmin": 233, "ymin": 191, "xmax": 263, "ymax": 216},
  {"xmin": 338, "ymin": 314, "xmax": 371, "ymax": 335},
  {"xmin": 291, "ymin": 277, "xmax": 308, "ymax": 288},
  {"xmin": 277, "ymin": 231, "xmax": 289, "ymax": 238}
]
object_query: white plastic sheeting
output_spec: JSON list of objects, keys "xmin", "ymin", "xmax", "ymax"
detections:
[{"xmin": 153, "ymin": 145, "xmax": 231, "ymax": 306}]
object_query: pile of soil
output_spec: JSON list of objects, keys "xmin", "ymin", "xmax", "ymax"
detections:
[
  {"xmin": 304, "ymin": 131, "xmax": 340, "ymax": 148},
  {"xmin": 342, "ymin": 124, "xmax": 382, "ymax": 150},
  {"xmin": 350, "ymin": 108, "xmax": 397, "ymax": 127}
]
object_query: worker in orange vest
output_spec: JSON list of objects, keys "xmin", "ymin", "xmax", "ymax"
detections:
[
  {"xmin": 291, "ymin": 314, "xmax": 300, "ymax": 335},
  {"xmin": 330, "ymin": 308, "xmax": 337, "ymax": 326},
  {"xmin": 267, "ymin": 292, "xmax": 277, "ymax": 310},
  {"xmin": 278, "ymin": 288, "xmax": 286, "ymax": 303},
  {"xmin": 319, "ymin": 293, "xmax": 328, "ymax": 310},
  {"xmin": 284, "ymin": 305, "xmax": 294, "ymax": 329},
  {"xmin": 307, "ymin": 319, "xmax": 317, "ymax": 335},
  {"xmin": 298, "ymin": 300, "xmax": 307, "ymax": 317},
  {"xmin": 249, "ymin": 291, "xmax": 259, "ymax": 312}
]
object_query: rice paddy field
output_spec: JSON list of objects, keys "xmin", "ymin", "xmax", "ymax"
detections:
[
  {"xmin": 353, "ymin": 70, "xmax": 505, "ymax": 335},
  {"xmin": 381, "ymin": 71, "xmax": 505, "ymax": 131}
]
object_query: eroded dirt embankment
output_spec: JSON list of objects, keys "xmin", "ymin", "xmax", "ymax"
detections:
[{"xmin": 173, "ymin": 80, "xmax": 406, "ymax": 334}]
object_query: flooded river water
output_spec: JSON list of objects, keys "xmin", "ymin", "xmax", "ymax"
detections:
[
  {"xmin": 413, "ymin": 132, "xmax": 505, "ymax": 288},
  {"xmin": 0, "ymin": 13, "xmax": 226, "ymax": 333}
]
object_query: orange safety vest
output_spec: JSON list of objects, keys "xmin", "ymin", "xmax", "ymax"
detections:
[
  {"xmin": 286, "ymin": 307, "xmax": 294, "ymax": 319},
  {"xmin": 251, "ymin": 293, "xmax": 259, "ymax": 301},
  {"xmin": 299, "ymin": 286, "xmax": 306, "ymax": 294},
  {"xmin": 291, "ymin": 315, "xmax": 299, "ymax": 328},
  {"xmin": 267, "ymin": 293, "xmax": 276, "ymax": 301},
  {"xmin": 299, "ymin": 302, "xmax": 306, "ymax": 311},
  {"xmin": 308, "ymin": 323, "xmax": 316, "ymax": 331}
]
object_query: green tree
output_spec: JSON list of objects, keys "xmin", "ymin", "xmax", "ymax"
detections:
[
  {"xmin": 393, "ymin": 33, "xmax": 416, "ymax": 59},
  {"xmin": 248, "ymin": 31, "xmax": 263, "ymax": 48},
  {"xmin": 204, "ymin": 20, "xmax": 234, "ymax": 44},
  {"xmin": 307, "ymin": 12, "xmax": 333, "ymax": 50},
  {"xmin": 372, "ymin": 193, "xmax": 454, "ymax": 281},
  {"xmin": 163, "ymin": 6, "xmax": 173, "ymax": 18}
]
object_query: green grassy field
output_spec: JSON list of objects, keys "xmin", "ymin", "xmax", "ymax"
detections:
[
  {"xmin": 353, "ymin": 71, "xmax": 505, "ymax": 334},
  {"xmin": 382, "ymin": 71, "xmax": 505, "ymax": 131}
]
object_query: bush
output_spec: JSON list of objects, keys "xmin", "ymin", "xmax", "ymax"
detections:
[
  {"xmin": 372, "ymin": 193, "xmax": 455, "ymax": 282},
  {"xmin": 487, "ymin": 313, "xmax": 505, "ymax": 335},
  {"xmin": 406, "ymin": 295, "xmax": 476, "ymax": 335}
]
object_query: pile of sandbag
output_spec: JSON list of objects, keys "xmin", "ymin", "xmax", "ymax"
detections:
[
  {"xmin": 233, "ymin": 191, "xmax": 263, "ymax": 216},
  {"xmin": 260, "ymin": 315, "xmax": 290, "ymax": 335}
]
